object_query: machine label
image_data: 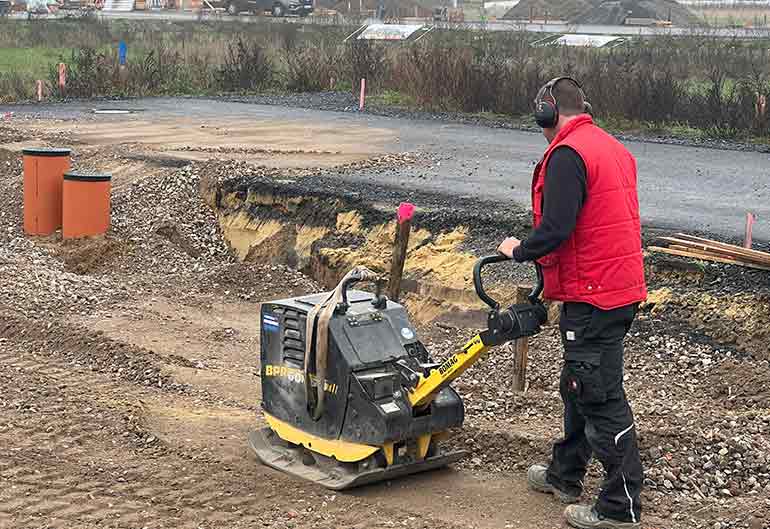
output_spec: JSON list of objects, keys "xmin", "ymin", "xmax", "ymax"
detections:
[
  {"xmin": 263, "ymin": 364, "xmax": 339, "ymax": 395},
  {"xmin": 438, "ymin": 355, "xmax": 458, "ymax": 376},
  {"xmin": 262, "ymin": 314, "xmax": 280, "ymax": 332}
]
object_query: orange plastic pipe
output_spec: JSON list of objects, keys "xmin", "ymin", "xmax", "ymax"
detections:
[
  {"xmin": 22, "ymin": 148, "xmax": 71, "ymax": 236},
  {"xmin": 62, "ymin": 172, "xmax": 112, "ymax": 239}
]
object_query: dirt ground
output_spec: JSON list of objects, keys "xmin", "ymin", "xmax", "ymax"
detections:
[{"xmin": 0, "ymin": 112, "xmax": 769, "ymax": 529}]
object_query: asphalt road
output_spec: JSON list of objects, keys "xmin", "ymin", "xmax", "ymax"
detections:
[{"xmin": 3, "ymin": 97, "xmax": 769, "ymax": 241}]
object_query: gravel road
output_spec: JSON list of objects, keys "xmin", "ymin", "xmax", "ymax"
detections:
[{"xmin": 3, "ymin": 96, "xmax": 769, "ymax": 242}]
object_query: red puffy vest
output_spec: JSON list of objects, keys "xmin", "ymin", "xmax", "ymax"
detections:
[{"xmin": 531, "ymin": 115, "xmax": 647, "ymax": 310}]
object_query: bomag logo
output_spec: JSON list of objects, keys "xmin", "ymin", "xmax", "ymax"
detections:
[
  {"xmin": 438, "ymin": 355, "xmax": 458, "ymax": 376},
  {"xmin": 264, "ymin": 364, "xmax": 338, "ymax": 395}
]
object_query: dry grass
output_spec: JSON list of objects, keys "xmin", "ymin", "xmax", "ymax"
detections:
[{"xmin": 695, "ymin": 7, "xmax": 770, "ymax": 26}]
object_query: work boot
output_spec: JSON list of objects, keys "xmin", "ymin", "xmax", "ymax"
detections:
[
  {"xmin": 564, "ymin": 505, "xmax": 641, "ymax": 529},
  {"xmin": 527, "ymin": 464, "xmax": 580, "ymax": 504}
]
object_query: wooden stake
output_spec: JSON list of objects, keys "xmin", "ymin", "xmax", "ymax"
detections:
[
  {"xmin": 388, "ymin": 202, "xmax": 414, "ymax": 302},
  {"xmin": 744, "ymin": 212, "xmax": 755, "ymax": 249},
  {"xmin": 512, "ymin": 285, "xmax": 531, "ymax": 392}
]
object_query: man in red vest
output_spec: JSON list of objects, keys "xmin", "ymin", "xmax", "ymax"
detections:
[{"xmin": 498, "ymin": 77, "xmax": 646, "ymax": 529}]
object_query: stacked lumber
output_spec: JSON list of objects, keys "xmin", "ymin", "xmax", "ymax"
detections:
[{"xmin": 648, "ymin": 233, "xmax": 770, "ymax": 271}]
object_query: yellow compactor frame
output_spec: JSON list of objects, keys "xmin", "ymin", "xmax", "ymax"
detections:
[{"xmin": 264, "ymin": 333, "xmax": 488, "ymax": 465}]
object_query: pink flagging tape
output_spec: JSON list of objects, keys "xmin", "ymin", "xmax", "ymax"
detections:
[{"xmin": 397, "ymin": 202, "xmax": 415, "ymax": 224}]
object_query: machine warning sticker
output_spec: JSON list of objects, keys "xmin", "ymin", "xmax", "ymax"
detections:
[
  {"xmin": 380, "ymin": 402, "xmax": 401, "ymax": 414},
  {"xmin": 262, "ymin": 314, "xmax": 280, "ymax": 331}
]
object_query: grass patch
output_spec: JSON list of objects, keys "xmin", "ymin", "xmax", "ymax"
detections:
[
  {"xmin": 0, "ymin": 47, "xmax": 71, "ymax": 79},
  {"xmin": 371, "ymin": 90, "xmax": 416, "ymax": 108}
]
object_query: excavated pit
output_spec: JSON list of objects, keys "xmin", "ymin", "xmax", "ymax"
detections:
[{"xmin": 206, "ymin": 174, "xmax": 532, "ymax": 325}]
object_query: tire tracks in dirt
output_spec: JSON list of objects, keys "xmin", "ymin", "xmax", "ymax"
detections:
[{"xmin": 0, "ymin": 314, "xmax": 550, "ymax": 529}]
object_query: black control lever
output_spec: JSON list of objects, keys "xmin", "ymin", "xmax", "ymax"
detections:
[
  {"xmin": 473, "ymin": 254, "xmax": 548, "ymax": 347},
  {"xmin": 473, "ymin": 254, "xmax": 545, "ymax": 309},
  {"xmin": 394, "ymin": 358, "xmax": 422, "ymax": 390},
  {"xmin": 529, "ymin": 263, "xmax": 544, "ymax": 305},
  {"xmin": 473, "ymin": 254, "xmax": 508, "ymax": 309}
]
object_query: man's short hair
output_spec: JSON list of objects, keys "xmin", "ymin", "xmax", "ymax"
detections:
[{"xmin": 537, "ymin": 78, "xmax": 586, "ymax": 116}]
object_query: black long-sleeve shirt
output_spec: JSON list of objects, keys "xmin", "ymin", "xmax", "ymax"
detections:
[{"xmin": 513, "ymin": 146, "xmax": 587, "ymax": 263}]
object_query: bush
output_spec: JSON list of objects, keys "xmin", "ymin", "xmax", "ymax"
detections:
[
  {"xmin": 0, "ymin": 72, "xmax": 36, "ymax": 103},
  {"xmin": 51, "ymin": 47, "xmax": 114, "ymax": 99},
  {"xmin": 216, "ymin": 38, "xmax": 274, "ymax": 92},
  {"xmin": 284, "ymin": 46, "xmax": 340, "ymax": 93},
  {"xmin": 348, "ymin": 40, "xmax": 388, "ymax": 94}
]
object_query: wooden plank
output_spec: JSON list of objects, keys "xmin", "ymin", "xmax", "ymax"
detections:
[
  {"xmin": 668, "ymin": 244, "xmax": 770, "ymax": 271},
  {"xmin": 660, "ymin": 237, "xmax": 770, "ymax": 267},
  {"xmin": 648, "ymin": 246, "xmax": 770, "ymax": 271},
  {"xmin": 662, "ymin": 236, "xmax": 770, "ymax": 261},
  {"xmin": 672, "ymin": 233, "xmax": 770, "ymax": 263},
  {"xmin": 512, "ymin": 285, "xmax": 531, "ymax": 393}
]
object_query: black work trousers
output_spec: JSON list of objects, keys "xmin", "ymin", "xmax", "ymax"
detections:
[{"xmin": 546, "ymin": 301, "xmax": 643, "ymax": 523}]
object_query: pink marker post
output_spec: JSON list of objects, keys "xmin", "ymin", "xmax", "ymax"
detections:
[
  {"xmin": 36, "ymin": 80, "xmax": 43, "ymax": 102},
  {"xmin": 58, "ymin": 63, "xmax": 67, "ymax": 94},
  {"xmin": 359, "ymin": 78, "xmax": 366, "ymax": 112}
]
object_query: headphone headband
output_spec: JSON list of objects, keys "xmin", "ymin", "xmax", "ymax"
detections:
[
  {"xmin": 540, "ymin": 76, "xmax": 587, "ymax": 105},
  {"xmin": 533, "ymin": 76, "xmax": 591, "ymax": 129}
]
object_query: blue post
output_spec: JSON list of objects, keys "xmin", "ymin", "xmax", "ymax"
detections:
[{"xmin": 119, "ymin": 41, "xmax": 127, "ymax": 66}]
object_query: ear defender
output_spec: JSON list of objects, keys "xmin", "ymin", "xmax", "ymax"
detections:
[
  {"xmin": 533, "ymin": 77, "xmax": 591, "ymax": 128},
  {"xmin": 535, "ymin": 99, "xmax": 559, "ymax": 129}
]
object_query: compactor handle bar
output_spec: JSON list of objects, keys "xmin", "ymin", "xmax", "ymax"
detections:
[
  {"xmin": 473, "ymin": 254, "xmax": 544, "ymax": 309},
  {"xmin": 338, "ymin": 275, "xmax": 387, "ymax": 313}
]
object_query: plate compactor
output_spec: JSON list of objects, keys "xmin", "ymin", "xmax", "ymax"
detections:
[{"xmin": 249, "ymin": 255, "xmax": 547, "ymax": 489}]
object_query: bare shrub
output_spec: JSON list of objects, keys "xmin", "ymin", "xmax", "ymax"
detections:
[
  {"xmin": 216, "ymin": 38, "xmax": 274, "ymax": 92},
  {"xmin": 284, "ymin": 46, "xmax": 341, "ymax": 93},
  {"xmin": 348, "ymin": 40, "xmax": 388, "ymax": 94},
  {"xmin": 0, "ymin": 72, "xmax": 36, "ymax": 103},
  {"xmin": 51, "ymin": 47, "xmax": 114, "ymax": 99}
]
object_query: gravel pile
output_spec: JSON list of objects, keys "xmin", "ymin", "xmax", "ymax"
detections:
[
  {"xmin": 0, "ymin": 121, "xmax": 73, "ymax": 146},
  {"xmin": 219, "ymin": 92, "xmax": 359, "ymax": 113},
  {"xmin": 111, "ymin": 163, "xmax": 233, "ymax": 272},
  {"xmin": 166, "ymin": 145, "xmax": 343, "ymax": 156},
  {"xmin": 0, "ymin": 236, "xmax": 126, "ymax": 317},
  {"xmin": 330, "ymin": 151, "xmax": 439, "ymax": 172}
]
